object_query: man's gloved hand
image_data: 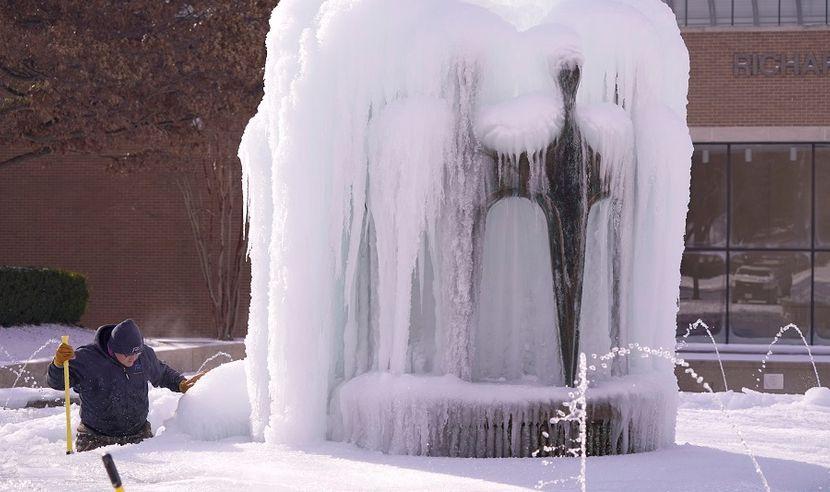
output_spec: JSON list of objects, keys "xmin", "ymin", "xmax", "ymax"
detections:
[
  {"xmin": 179, "ymin": 371, "xmax": 207, "ymax": 393},
  {"xmin": 53, "ymin": 342, "xmax": 74, "ymax": 367}
]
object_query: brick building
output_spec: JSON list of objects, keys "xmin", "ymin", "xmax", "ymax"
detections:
[
  {"xmin": 667, "ymin": 0, "xmax": 830, "ymax": 392},
  {"xmin": 0, "ymin": 150, "xmax": 249, "ymax": 339}
]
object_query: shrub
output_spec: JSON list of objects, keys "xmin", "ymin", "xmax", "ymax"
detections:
[{"xmin": 0, "ymin": 267, "xmax": 89, "ymax": 326}]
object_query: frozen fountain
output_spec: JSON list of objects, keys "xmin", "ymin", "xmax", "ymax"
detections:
[{"xmin": 240, "ymin": 0, "xmax": 692, "ymax": 457}]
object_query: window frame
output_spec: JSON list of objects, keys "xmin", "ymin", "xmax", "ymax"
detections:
[
  {"xmin": 682, "ymin": 142, "xmax": 823, "ymax": 344},
  {"xmin": 663, "ymin": 0, "xmax": 829, "ymax": 26}
]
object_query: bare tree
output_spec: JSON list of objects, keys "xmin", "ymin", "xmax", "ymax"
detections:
[{"xmin": 0, "ymin": 1, "xmax": 276, "ymax": 338}]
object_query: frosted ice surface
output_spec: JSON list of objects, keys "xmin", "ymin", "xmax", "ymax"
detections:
[
  {"xmin": 476, "ymin": 94, "xmax": 564, "ymax": 156},
  {"xmin": 476, "ymin": 197, "xmax": 563, "ymax": 386},
  {"xmin": 240, "ymin": 0, "xmax": 692, "ymax": 449}
]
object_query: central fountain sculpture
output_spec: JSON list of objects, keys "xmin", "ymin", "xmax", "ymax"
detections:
[{"xmin": 240, "ymin": 0, "xmax": 693, "ymax": 458}]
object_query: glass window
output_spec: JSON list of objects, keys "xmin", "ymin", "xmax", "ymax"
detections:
[
  {"xmin": 731, "ymin": 144, "xmax": 812, "ymax": 248},
  {"xmin": 679, "ymin": 143, "xmax": 828, "ymax": 346},
  {"xmin": 686, "ymin": 145, "xmax": 727, "ymax": 247},
  {"xmin": 687, "ymin": 0, "xmax": 716, "ymax": 25},
  {"xmin": 714, "ymin": 0, "xmax": 736, "ymax": 24},
  {"xmin": 780, "ymin": 0, "xmax": 802, "ymax": 23},
  {"xmin": 757, "ymin": 0, "xmax": 783, "ymax": 24},
  {"xmin": 814, "ymin": 253, "xmax": 830, "ymax": 344},
  {"xmin": 816, "ymin": 146, "xmax": 830, "ymax": 247},
  {"xmin": 677, "ymin": 252, "xmax": 727, "ymax": 343},
  {"xmin": 663, "ymin": 0, "xmax": 689, "ymax": 25},
  {"xmin": 734, "ymin": 0, "xmax": 783, "ymax": 25},
  {"xmin": 674, "ymin": 0, "xmax": 688, "ymax": 25},
  {"xmin": 674, "ymin": 0, "xmax": 825, "ymax": 25},
  {"xmin": 733, "ymin": 0, "xmax": 759, "ymax": 25},
  {"xmin": 802, "ymin": 0, "xmax": 828, "ymax": 24},
  {"xmin": 729, "ymin": 251, "xmax": 811, "ymax": 344}
]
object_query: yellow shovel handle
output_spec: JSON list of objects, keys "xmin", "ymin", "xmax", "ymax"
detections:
[{"xmin": 62, "ymin": 335, "xmax": 73, "ymax": 454}]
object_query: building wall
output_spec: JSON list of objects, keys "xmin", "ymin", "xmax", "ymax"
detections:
[
  {"xmin": 684, "ymin": 27, "xmax": 830, "ymax": 128},
  {"xmin": 0, "ymin": 151, "xmax": 250, "ymax": 339},
  {"xmin": 678, "ymin": 25, "xmax": 830, "ymax": 380}
]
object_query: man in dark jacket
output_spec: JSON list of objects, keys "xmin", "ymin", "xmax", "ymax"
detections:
[{"xmin": 47, "ymin": 319, "xmax": 204, "ymax": 452}]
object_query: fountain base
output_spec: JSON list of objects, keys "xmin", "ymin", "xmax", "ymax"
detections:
[{"xmin": 329, "ymin": 372, "xmax": 676, "ymax": 457}]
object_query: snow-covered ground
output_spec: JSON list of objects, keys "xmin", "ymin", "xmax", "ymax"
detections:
[
  {"xmin": 0, "ymin": 325, "xmax": 95, "ymax": 365},
  {"xmin": 1, "ymin": 385, "xmax": 828, "ymax": 491}
]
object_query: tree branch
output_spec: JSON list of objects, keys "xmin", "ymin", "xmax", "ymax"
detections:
[
  {"xmin": 0, "ymin": 104, "xmax": 32, "ymax": 116},
  {"xmin": 0, "ymin": 81, "xmax": 27, "ymax": 97},
  {"xmin": 0, "ymin": 147, "xmax": 51, "ymax": 168},
  {"xmin": 0, "ymin": 62, "xmax": 43, "ymax": 81}
]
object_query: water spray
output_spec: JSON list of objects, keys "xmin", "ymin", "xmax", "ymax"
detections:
[
  {"xmin": 2, "ymin": 337, "xmax": 60, "ymax": 408},
  {"xmin": 756, "ymin": 323, "xmax": 821, "ymax": 390},
  {"xmin": 537, "ymin": 344, "xmax": 771, "ymax": 492},
  {"xmin": 678, "ymin": 319, "xmax": 729, "ymax": 392},
  {"xmin": 196, "ymin": 351, "xmax": 233, "ymax": 374}
]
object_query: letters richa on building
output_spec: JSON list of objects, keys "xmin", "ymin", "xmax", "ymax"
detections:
[{"xmin": 734, "ymin": 52, "xmax": 830, "ymax": 76}]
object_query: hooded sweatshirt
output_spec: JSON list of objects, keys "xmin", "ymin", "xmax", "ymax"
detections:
[{"xmin": 47, "ymin": 322, "xmax": 185, "ymax": 437}]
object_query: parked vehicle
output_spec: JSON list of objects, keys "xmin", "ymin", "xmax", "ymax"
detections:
[{"xmin": 731, "ymin": 265, "xmax": 789, "ymax": 304}]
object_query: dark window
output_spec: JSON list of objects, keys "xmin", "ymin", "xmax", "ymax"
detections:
[
  {"xmin": 816, "ymin": 146, "xmax": 830, "ymax": 247},
  {"xmin": 687, "ymin": 0, "xmax": 717, "ymax": 25},
  {"xmin": 730, "ymin": 144, "xmax": 812, "ymax": 249},
  {"xmin": 671, "ymin": 0, "xmax": 688, "ymax": 25},
  {"xmin": 679, "ymin": 143, "xmax": 824, "ymax": 345},
  {"xmin": 802, "ymin": 0, "xmax": 829, "ymax": 24},
  {"xmin": 686, "ymin": 145, "xmax": 727, "ymax": 247},
  {"xmin": 814, "ymin": 253, "xmax": 830, "ymax": 344},
  {"xmin": 677, "ymin": 252, "xmax": 727, "ymax": 343},
  {"xmin": 729, "ymin": 251, "xmax": 811, "ymax": 344},
  {"xmin": 757, "ymin": 0, "xmax": 783, "ymax": 24}
]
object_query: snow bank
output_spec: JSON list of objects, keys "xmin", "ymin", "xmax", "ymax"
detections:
[
  {"xmin": 166, "ymin": 360, "xmax": 250, "ymax": 441},
  {"xmin": 802, "ymin": 386, "xmax": 830, "ymax": 407},
  {"xmin": 0, "ymin": 387, "xmax": 74, "ymax": 410},
  {"xmin": 0, "ymin": 325, "xmax": 94, "ymax": 365},
  {"xmin": 242, "ymin": 0, "xmax": 691, "ymax": 450},
  {"xmin": 3, "ymin": 390, "xmax": 830, "ymax": 490}
]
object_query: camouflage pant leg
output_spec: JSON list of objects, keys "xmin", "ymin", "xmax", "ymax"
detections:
[{"xmin": 75, "ymin": 422, "xmax": 153, "ymax": 452}]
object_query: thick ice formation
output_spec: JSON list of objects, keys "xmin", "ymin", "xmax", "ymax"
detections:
[{"xmin": 240, "ymin": 0, "xmax": 692, "ymax": 453}]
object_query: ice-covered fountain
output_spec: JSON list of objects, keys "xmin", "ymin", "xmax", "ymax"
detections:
[{"xmin": 240, "ymin": 0, "xmax": 692, "ymax": 457}]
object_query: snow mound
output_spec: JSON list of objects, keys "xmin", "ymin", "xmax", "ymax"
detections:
[
  {"xmin": 803, "ymin": 386, "xmax": 830, "ymax": 407},
  {"xmin": 166, "ymin": 360, "xmax": 251, "ymax": 441},
  {"xmin": 476, "ymin": 93, "xmax": 564, "ymax": 155},
  {"xmin": 720, "ymin": 389, "xmax": 787, "ymax": 410},
  {"xmin": 0, "ymin": 387, "xmax": 74, "ymax": 409}
]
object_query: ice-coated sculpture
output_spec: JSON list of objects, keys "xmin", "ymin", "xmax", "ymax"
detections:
[{"xmin": 240, "ymin": 0, "xmax": 692, "ymax": 457}]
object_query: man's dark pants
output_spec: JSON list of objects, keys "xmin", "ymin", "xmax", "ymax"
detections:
[{"xmin": 75, "ymin": 421, "xmax": 153, "ymax": 452}]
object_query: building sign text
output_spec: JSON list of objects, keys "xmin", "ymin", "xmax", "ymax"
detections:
[{"xmin": 734, "ymin": 53, "xmax": 830, "ymax": 76}]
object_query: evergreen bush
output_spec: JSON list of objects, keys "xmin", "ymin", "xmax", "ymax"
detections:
[{"xmin": 0, "ymin": 267, "xmax": 89, "ymax": 326}]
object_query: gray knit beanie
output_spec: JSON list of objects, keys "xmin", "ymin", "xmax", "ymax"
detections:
[{"xmin": 108, "ymin": 319, "xmax": 144, "ymax": 355}]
